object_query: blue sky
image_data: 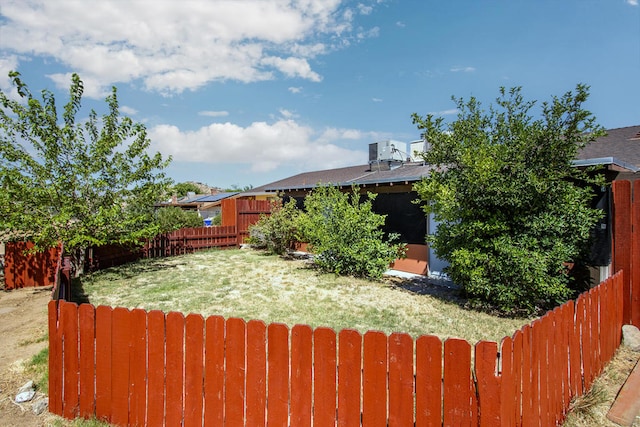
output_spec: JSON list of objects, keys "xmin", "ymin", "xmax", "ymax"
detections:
[{"xmin": 1, "ymin": 0, "xmax": 639, "ymax": 189}]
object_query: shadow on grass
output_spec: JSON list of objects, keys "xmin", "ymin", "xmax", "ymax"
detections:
[
  {"xmin": 387, "ymin": 276, "xmax": 468, "ymax": 307},
  {"xmin": 69, "ymin": 258, "xmax": 185, "ymax": 305}
]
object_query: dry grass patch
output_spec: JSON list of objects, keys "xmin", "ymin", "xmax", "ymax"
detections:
[
  {"xmin": 77, "ymin": 248, "xmax": 531, "ymax": 343},
  {"xmin": 562, "ymin": 346, "xmax": 639, "ymax": 426}
]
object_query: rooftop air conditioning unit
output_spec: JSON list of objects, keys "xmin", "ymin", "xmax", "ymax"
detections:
[
  {"xmin": 409, "ymin": 139, "xmax": 430, "ymax": 162},
  {"xmin": 368, "ymin": 140, "xmax": 407, "ymax": 163}
]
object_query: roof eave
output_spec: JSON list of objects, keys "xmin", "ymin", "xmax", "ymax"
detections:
[{"xmin": 572, "ymin": 157, "xmax": 639, "ymax": 173}]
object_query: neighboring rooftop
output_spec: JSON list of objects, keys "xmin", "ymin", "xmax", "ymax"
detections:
[
  {"xmin": 253, "ymin": 162, "xmax": 437, "ymax": 192},
  {"xmin": 576, "ymin": 125, "xmax": 640, "ymax": 172}
]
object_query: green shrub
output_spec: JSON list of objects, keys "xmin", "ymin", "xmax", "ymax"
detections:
[
  {"xmin": 155, "ymin": 206, "xmax": 203, "ymax": 233},
  {"xmin": 247, "ymin": 199, "xmax": 301, "ymax": 255},
  {"xmin": 299, "ymin": 185, "xmax": 406, "ymax": 279},
  {"xmin": 412, "ymin": 85, "xmax": 604, "ymax": 315}
]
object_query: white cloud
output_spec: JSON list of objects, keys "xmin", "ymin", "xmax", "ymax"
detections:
[
  {"xmin": 0, "ymin": 0, "xmax": 381, "ymax": 97},
  {"xmin": 278, "ymin": 109, "xmax": 298, "ymax": 119},
  {"xmin": 288, "ymin": 86, "xmax": 303, "ymax": 94},
  {"xmin": 372, "ymin": 97, "xmax": 383, "ymax": 102},
  {"xmin": 396, "ymin": 21, "xmax": 406, "ymax": 28},
  {"xmin": 0, "ymin": 55, "xmax": 20, "ymax": 99},
  {"xmin": 148, "ymin": 119, "xmax": 371, "ymax": 173},
  {"xmin": 120, "ymin": 106, "xmax": 138, "ymax": 116},
  {"xmin": 358, "ymin": 4, "xmax": 373, "ymax": 15},
  {"xmin": 450, "ymin": 66, "xmax": 476, "ymax": 73},
  {"xmin": 627, "ymin": 0, "xmax": 638, "ymax": 5},
  {"xmin": 199, "ymin": 111, "xmax": 229, "ymax": 118},
  {"xmin": 429, "ymin": 109, "xmax": 459, "ymax": 116}
]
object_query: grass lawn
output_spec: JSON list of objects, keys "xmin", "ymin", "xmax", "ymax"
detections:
[{"xmin": 76, "ymin": 248, "xmax": 531, "ymax": 344}]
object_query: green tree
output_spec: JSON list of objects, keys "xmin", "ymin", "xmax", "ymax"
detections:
[
  {"xmin": 172, "ymin": 182, "xmax": 203, "ymax": 198},
  {"xmin": 412, "ymin": 85, "xmax": 604, "ymax": 315},
  {"xmin": 299, "ymin": 185, "xmax": 406, "ymax": 279},
  {"xmin": 0, "ymin": 72, "xmax": 172, "ymax": 274},
  {"xmin": 155, "ymin": 206, "xmax": 204, "ymax": 233},
  {"xmin": 247, "ymin": 198, "xmax": 301, "ymax": 255}
]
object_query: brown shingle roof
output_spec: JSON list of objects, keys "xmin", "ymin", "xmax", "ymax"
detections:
[
  {"xmin": 253, "ymin": 162, "xmax": 436, "ymax": 192},
  {"xmin": 257, "ymin": 125, "xmax": 640, "ymax": 193},
  {"xmin": 577, "ymin": 125, "xmax": 640, "ymax": 168}
]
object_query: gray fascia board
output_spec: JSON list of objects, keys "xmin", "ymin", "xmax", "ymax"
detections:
[{"xmin": 572, "ymin": 157, "xmax": 639, "ymax": 173}]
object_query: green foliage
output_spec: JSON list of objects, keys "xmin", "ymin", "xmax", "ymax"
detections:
[
  {"xmin": 412, "ymin": 85, "xmax": 605, "ymax": 315},
  {"xmin": 0, "ymin": 72, "xmax": 172, "ymax": 272},
  {"xmin": 26, "ymin": 347, "xmax": 49, "ymax": 393},
  {"xmin": 155, "ymin": 206, "xmax": 203, "ymax": 233},
  {"xmin": 248, "ymin": 198, "xmax": 301, "ymax": 255},
  {"xmin": 172, "ymin": 182, "xmax": 203, "ymax": 198},
  {"xmin": 299, "ymin": 185, "xmax": 406, "ymax": 279}
]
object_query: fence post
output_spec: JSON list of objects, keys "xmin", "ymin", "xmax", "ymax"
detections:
[{"xmin": 54, "ymin": 256, "xmax": 73, "ymax": 301}]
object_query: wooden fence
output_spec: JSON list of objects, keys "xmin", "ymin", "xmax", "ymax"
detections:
[
  {"xmin": 2, "ymin": 199, "xmax": 273, "ymax": 287},
  {"xmin": 612, "ymin": 179, "xmax": 639, "ymax": 327},
  {"xmin": 144, "ymin": 225, "xmax": 239, "ymax": 258},
  {"xmin": 48, "ymin": 271, "xmax": 624, "ymax": 427},
  {"xmin": 2, "ymin": 241, "xmax": 60, "ymax": 290}
]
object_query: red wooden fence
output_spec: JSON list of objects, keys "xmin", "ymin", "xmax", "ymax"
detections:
[
  {"xmin": 48, "ymin": 272, "xmax": 625, "ymax": 426},
  {"xmin": 612, "ymin": 180, "xmax": 639, "ymax": 327},
  {"xmin": 3, "ymin": 241, "xmax": 60, "ymax": 290},
  {"xmin": 144, "ymin": 225, "xmax": 238, "ymax": 258}
]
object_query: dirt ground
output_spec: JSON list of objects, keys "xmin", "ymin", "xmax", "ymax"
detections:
[{"xmin": 0, "ymin": 285, "xmax": 64, "ymax": 426}]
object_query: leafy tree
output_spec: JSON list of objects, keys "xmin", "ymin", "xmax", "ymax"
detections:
[
  {"xmin": 155, "ymin": 206, "xmax": 203, "ymax": 233},
  {"xmin": 299, "ymin": 185, "xmax": 406, "ymax": 279},
  {"xmin": 412, "ymin": 85, "xmax": 604, "ymax": 315},
  {"xmin": 172, "ymin": 182, "xmax": 203, "ymax": 198},
  {"xmin": 0, "ymin": 72, "xmax": 172, "ymax": 274},
  {"xmin": 247, "ymin": 198, "xmax": 301, "ymax": 255}
]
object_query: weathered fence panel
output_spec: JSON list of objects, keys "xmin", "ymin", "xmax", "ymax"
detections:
[
  {"xmin": 3, "ymin": 241, "xmax": 60, "ymax": 289},
  {"xmin": 48, "ymin": 270, "xmax": 625, "ymax": 426}
]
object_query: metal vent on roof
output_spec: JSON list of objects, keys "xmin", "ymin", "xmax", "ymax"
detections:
[{"xmin": 630, "ymin": 131, "xmax": 640, "ymax": 140}]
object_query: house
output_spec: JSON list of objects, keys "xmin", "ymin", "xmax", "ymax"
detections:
[
  {"xmin": 575, "ymin": 125, "xmax": 640, "ymax": 282},
  {"xmin": 253, "ymin": 127, "xmax": 640, "ymax": 279},
  {"xmin": 157, "ymin": 191, "xmax": 240, "ymax": 220},
  {"xmin": 252, "ymin": 140, "xmax": 441, "ymax": 276}
]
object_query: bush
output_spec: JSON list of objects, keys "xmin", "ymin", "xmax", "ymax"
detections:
[
  {"xmin": 412, "ymin": 85, "xmax": 604, "ymax": 315},
  {"xmin": 247, "ymin": 199, "xmax": 301, "ymax": 255},
  {"xmin": 299, "ymin": 185, "xmax": 406, "ymax": 279},
  {"xmin": 155, "ymin": 206, "xmax": 203, "ymax": 233}
]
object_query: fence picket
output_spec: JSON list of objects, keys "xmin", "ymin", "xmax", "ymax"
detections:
[
  {"xmin": 268, "ymin": 323, "xmax": 290, "ymax": 426},
  {"xmin": 111, "ymin": 307, "xmax": 131, "ymax": 426},
  {"xmin": 166, "ymin": 311, "xmax": 185, "ymax": 427},
  {"xmin": 78, "ymin": 304, "xmax": 96, "ymax": 418},
  {"xmin": 389, "ymin": 333, "xmax": 413, "ymax": 427},
  {"xmin": 246, "ymin": 320, "xmax": 267, "ymax": 426},
  {"xmin": 204, "ymin": 316, "xmax": 225, "ymax": 427},
  {"xmin": 363, "ymin": 331, "xmax": 388, "ymax": 426},
  {"xmin": 147, "ymin": 311, "xmax": 166, "ymax": 427},
  {"xmin": 62, "ymin": 302, "xmax": 80, "ymax": 420},
  {"xmin": 338, "ymin": 329, "xmax": 362, "ymax": 426},
  {"xmin": 633, "ymin": 181, "xmax": 640, "ymax": 327},
  {"xmin": 95, "ymin": 305, "xmax": 113, "ymax": 421},
  {"xmin": 313, "ymin": 327, "xmax": 337, "ymax": 427},
  {"xmin": 499, "ymin": 336, "xmax": 515, "ymax": 426},
  {"xmin": 226, "ymin": 317, "xmax": 246, "ymax": 427},
  {"xmin": 443, "ymin": 338, "xmax": 472, "ymax": 426},
  {"xmin": 613, "ymin": 180, "xmax": 632, "ymax": 324},
  {"xmin": 185, "ymin": 314, "xmax": 205, "ymax": 427},
  {"xmin": 520, "ymin": 325, "xmax": 533, "ymax": 427},
  {"xmin": 129, "ymin": 309, "xmax": 147, "ymax": 427},
  {"xmin": 415, "ymin": 335, "xmax": 442, "ymax": 427},
  {"xmin": 291, "ymin": 324, "xmax": 313, "ymax": 427},
  {"xmin": 476, "ymin": 341, "xmax": 500, "ymax": 426},
  {"xmin": 48, "ymin": 301, "xmax": 63, "ymax": 416}
]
